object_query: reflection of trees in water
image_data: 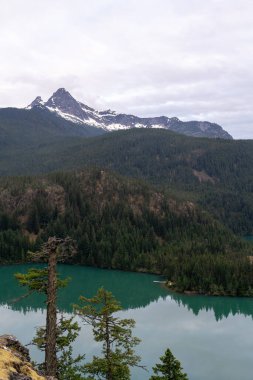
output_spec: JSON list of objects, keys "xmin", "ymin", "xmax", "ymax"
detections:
[
  {"xmin": 4, "ymin": 264, "xmax": 252, "ymax": 320},
  {"xmin": 0, "ymin": 264, "xmax": 168, "ymax": 313},
  {"xmin": 1, "ymin": 303, "xmax": 46, "ymax": 314},
  {"xmin": 170, "ymin": 292, "xmax": 253, "ymax": 321}
]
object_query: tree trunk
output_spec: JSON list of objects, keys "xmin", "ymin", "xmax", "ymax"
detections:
[
  {"xmin": 45, "ymin": 246, "xmax": 57, "ymax": 377},
  {"xmin": 105, "ymin": 293, "xmax": 112, "ymax": 380},
  {"xmin": 106, "ymin": 318, "xmax": 112, "ymax": 380}
]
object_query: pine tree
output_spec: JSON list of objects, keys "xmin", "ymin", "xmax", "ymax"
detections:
[
  {"xmin": 150, "ymin": 348, "xmax": 188, "ymax": 380},
  {"xmin": 33, "ymin": 315, "xmax": 86, "ymax": 380},
  {"xmin": 15, "ymin": 236, "xmax": 77, "ymax": 378},
  {"xmin": 75, "ymin": 288, "xmax": 143, "ymax": 380}
]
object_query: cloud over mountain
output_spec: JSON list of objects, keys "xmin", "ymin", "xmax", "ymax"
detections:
[{"xmin": 0, "ymin": 0, "xmax": 253, "ymax": 138}]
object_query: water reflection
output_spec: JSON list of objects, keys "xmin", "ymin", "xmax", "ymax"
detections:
[
  {"xmin": 1, "ymin": 264, "xmax": 253, "ymax": 321},
  {"xmin": 1, "ymin": 264, "xmax": 253, "ymax": 380},
  {"xmin": 0, "ymin": 264, "xmax": 168, "ymax": 313},
  {"xmin": 170, "ymin": 292, "xmax": 253, "ymax": 321}
]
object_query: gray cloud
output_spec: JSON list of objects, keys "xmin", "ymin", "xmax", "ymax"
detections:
[{"xmin": 0, "ymin": 0, "xmax": 253, "ymax": 138}]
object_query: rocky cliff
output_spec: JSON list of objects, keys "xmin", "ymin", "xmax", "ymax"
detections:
[{"xmin": 0, "ymin": 335, "xmax": 46, "ymax": 380}]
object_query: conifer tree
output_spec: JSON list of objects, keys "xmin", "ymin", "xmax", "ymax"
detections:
[
  {"xmin": 33, "ymin": 315, "xmax": 86, "ymax": 380},
  {"xmin": 15, "ymin": 236, "xmax": 77, "ymax": 378},
  {"xmin": 75, "ymin": 288, "xmax": 143, "ymax": 380},
  {"xmin": 150, "ymin": 348, "xmax": 188, "ymax": 380}
]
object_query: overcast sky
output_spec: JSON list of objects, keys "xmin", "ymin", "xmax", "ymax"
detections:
[{"xmin": 1, "ymin": 0, "xmax": 253, "ymax": 139}]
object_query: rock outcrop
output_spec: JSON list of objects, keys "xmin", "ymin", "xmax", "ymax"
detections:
[{"xmin": 0, "ymin": 335, "xmax": 46, "ymax": 380}]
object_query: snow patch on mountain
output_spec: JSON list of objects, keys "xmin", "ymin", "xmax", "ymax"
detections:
[
  {"xmin": 26, "ymin": 88, "xmax": 233, "ymax": 139},
  {"xmin": 26, "ymin": 96, "xmax": 44, "ymax": 109},
  {"xmin": 46, "ymin": 106, "xmax": 85, "ymax": 125}
]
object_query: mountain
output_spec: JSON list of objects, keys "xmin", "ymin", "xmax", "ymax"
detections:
[
  {"xmin": 33, "ymin": 128, "xmax": 252, "ymax": 235},
  {"xmin": 0, "ymin": 105, "xmax": 106, "ymax": 174},
  {"xmin": 0, "ymin": 123, "xmax": 252, "ymax": 234},
  {"xmin": 27, "ymin": 88, "xmax": 233, "ymax": 139},
  {"xmin": 0, "ymin": 106, "xmax": 104, "ymax": 146}
]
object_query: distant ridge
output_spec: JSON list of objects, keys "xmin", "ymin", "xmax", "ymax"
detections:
[{"xmin": 26, "ymin": 88, "xmax": 233, "ymax": 139}]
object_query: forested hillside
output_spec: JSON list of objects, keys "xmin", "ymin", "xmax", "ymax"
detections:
[
  {"xmin": 54, "ymin": 129, "xmax": 253, "ymax": 235},
  {"xmin": 0, "ymin": 107, "xmax": 104, "ymax": 176},
  {"xmin": 1, "ymin": 126, "xmax": 253, "ymax": 235},
  {"xmin": 0, "ymin": 168, "xmax": 253, "ymax": 295}
]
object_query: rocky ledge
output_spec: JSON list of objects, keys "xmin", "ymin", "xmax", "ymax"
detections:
[{"xmin": 0, "ymin": 335, "xmax": 46, "ymax": 380}]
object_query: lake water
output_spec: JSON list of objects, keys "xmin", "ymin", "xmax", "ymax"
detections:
[{"xmin": 1, "ymin": 264, "xmax": 253, "ymax": 380}]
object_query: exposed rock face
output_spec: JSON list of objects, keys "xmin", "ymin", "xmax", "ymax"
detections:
[
  {"xmin": 45, "ymin": 88, "xmax": 88, "ymax": 120},
  {"xmin": 27, "ymin": 96, "xmax": 44, "ymax": 109},
  {"xmin": 0, "ymin": 335, "xmax": 30, "ymax": 361},
  {"xmin": 27, "ymin": 88, "xmax": 233, "ymax": 139},
  {"xmin": 0, "ymin": 335, "xmax": 46, "ymax": 380}
]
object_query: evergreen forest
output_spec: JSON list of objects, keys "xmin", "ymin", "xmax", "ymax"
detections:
[{"xmin": 0, "ymin": 168, "xmax": 252, "ymax": 296}]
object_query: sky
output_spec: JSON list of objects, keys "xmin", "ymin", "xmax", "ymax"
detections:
[{"xmin": 1, "ymin": 0, "xmax": 253, "ymax": 139}]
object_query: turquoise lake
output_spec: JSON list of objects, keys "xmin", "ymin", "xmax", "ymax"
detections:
[{"xmin": 0, "ymin": 264, "xmax": 253, "ymax": 380}]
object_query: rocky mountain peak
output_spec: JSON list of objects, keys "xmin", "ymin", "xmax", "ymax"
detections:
[
  {"xmin": 48, "ymin": 87, "xmax": 73, "ymax": 102},
  {"xmin": 26, "ymin": 88, "xmax": 233, "ymax": 139},
  {"xmin": 54, "ymin": 87, "xmax": 68, "ymax": 94},
  {"xmin": 45, "ymin": 88, "xmax": 88, "ymax": 120},
  {"xmin": 46, "ymin": 88, "xmax": 76, "ymax": 107},
  {"xmin": 27, "ymin": 95, "xmax": 44, "ymax": 109}
]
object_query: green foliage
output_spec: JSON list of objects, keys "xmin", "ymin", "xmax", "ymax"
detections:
[
  {"xmin": 0, "ymin": 107, "xmax": 104, "ymax": 176},
  {"xmin": 0, "ymin": 225, "xmax": 32, "ymax": 263},
  {"xmin": 15, "ymin": 259, "xmax": 86, "ymax": 379},
  {"xmin": 15, "ymin": 268, "xmax": 69, "ymax": 294},
  {"xmin": 75, "ymin": 288, "xmax": 142, "ymax": 380},
  {"xmin": 150, "ymin": 349, "xmax": 188, "ymax": 380},
  {"xmin": 2, "ymin": 168, "xmax": 253, "ymax": 296},
  {"xmin": 1, "ymin": 126, "xmax": 253, "ymax": 233},
  {"xmin": 165, "ymin": 253, "xmax": 253, "ymax": 296},
  {"xmin": 33, "ymin": 315, "xmax": 86, "ymax": 380},
  {"xmin": 15, "ymin": 268, "xmax": 48, "ymax": 293}
]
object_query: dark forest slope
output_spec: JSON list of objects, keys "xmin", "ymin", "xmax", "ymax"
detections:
[
  {"xmin": 1, "ymin": 127, "xmax": 253, "ymax": 235},
  {"xmin": 0, "ymin": 168, "xmax": 253, "ymax": 295},
  {"xmin": 55, "ymin": 129, "xmax": 253, "ymax": 236},
  {"xmin": 0, "ymin": 107, "xmax": 104, "ymax": 175}
]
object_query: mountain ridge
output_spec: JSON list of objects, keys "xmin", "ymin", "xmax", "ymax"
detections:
[{"xmin": 26, "ymin": 88, "xmax": 233, "ymax": 139}]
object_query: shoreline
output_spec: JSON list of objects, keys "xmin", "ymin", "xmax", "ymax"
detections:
[{"xmin": 1, "ymin": 261, "xmax": 253, "ymax": 298}]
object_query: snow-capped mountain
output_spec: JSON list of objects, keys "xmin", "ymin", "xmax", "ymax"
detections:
[{"xmin": 27, "ymin": 88, "xmax": 233, "ymax": 139}]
